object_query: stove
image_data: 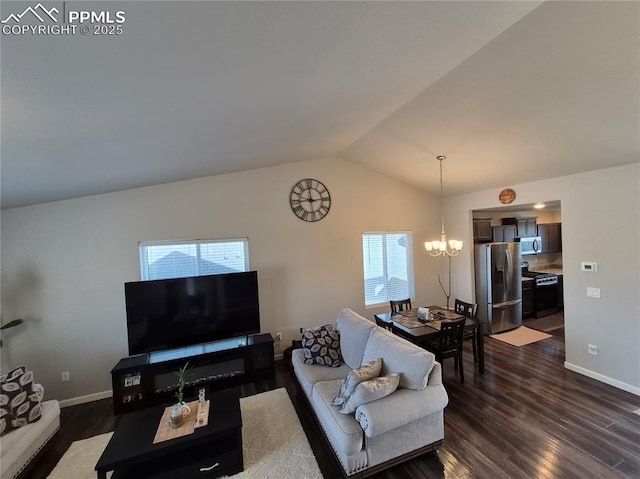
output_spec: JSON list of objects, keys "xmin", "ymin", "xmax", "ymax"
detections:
[{"xmin": 522, "ymin": 271, "xmax": 558, "ymax": 286}]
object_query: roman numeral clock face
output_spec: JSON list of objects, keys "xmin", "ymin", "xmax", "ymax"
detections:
[{"xmin": 289, "ymin": 178, "xmax": 331, "ymax": 222}]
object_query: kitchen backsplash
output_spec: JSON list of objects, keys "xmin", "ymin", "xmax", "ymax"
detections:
[{"xmin": 525, "ymin": 253, "xmax": 562, "ymax": 270}]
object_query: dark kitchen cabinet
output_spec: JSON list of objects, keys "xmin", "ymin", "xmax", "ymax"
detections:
[
  {"xmin": 522, "ymin": 279, "xmax": 535, "ymax": 319},
  {"xmin": 557, "ymin": 275, "xmax": 564, "ymax": 311},
  {"xmin": 538, "ymin": 223, "xmax": 562, "ymax": 253},
  {"xmin": 473, "ymin": 218, "xmax": 493, "ymax": 243},
  {"xmin": 492, "ymin": 225, "xmax": 517, "ymax": 243},
  {"xmin": 502, "ymin": 217, "xmax": 537, "ymax": 237}
]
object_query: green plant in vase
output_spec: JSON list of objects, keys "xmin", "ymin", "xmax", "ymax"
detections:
[
  {"xmin": 175, "ymin": 362, "xmax": 188, "ymax": 404},
  {"xmin": 170, "ymin": 362, "xmax": 191, "ymax": 428}
]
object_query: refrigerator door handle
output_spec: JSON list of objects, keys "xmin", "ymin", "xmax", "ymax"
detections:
[
  {"xmin": 505, "ymin": 248, "xmax": 512, "ymax": 295},
  {"xmin": 493, "ymin": 299, "xmax": 522, "ymax": 308}
]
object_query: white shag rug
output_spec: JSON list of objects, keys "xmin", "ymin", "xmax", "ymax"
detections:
[{"xmin": 47, "ymin": 388, "xmax": 322, "ymax": 479}]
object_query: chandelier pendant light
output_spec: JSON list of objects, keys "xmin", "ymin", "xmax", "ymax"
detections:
[{"xmin": 425, "ymin": 155, "xmax": 463, "ymax": 257}]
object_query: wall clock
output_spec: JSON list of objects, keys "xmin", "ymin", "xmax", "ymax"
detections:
[{"xmin": 289, "ymin": 178, "xmax": 331, "ymax": 222}]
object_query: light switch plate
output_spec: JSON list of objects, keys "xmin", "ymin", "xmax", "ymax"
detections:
[{"xmin": 587, "ymin": 287, "xmax": 601, "ymax": 298}]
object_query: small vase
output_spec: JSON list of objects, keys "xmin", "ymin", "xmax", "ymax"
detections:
[{"xmin": 169, "ymin": 402, "xmax": 191, "ymax": 428}]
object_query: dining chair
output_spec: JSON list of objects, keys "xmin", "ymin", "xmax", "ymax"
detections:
[
  {"xmin": 389, "ymin": 299, "xmax": 412, "ymax": 313},
  {"xmin": 421, "ymin": 317, "xmax": 466, "ymax": 383},
  {"xmin": 375, "ymin": 316, "xmax": 393, "ymax": 332},
  {"xmin": 454, "ymin": 299, "xmax": 479, "ymax": 363}
]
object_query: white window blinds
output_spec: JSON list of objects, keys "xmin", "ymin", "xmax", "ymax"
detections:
[
  {"xmin": 139, "ymin": 238, "xmax": 250, "ymax": 281},
  {"xmin": 362, "ymin": 232, "xmax": 415, "ymax": 307}
]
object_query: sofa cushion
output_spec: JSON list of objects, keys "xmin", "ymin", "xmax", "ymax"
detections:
[
  {"xmin": 301, "ymin": 324, "xmax": 342, "ymax": 367},
  {"xmin": 311, "ymin": 380, "xmax": 364, "ymax": 456},
  {"xmin": 0, "ymin": 367, "xmax": 43, "ymax": 437},
  {"xmin": 354, "ymin": 378, "xmax": 449, "ymax": 438},
  {"xmin": 291, "ymin": 349, "xmax": 352, "ymax": 399},
  {"xmin": 335, "ymin": 308, "xmax": 376, "ymax": 369},
  {"xmin": 332, "ymin": 358, "xmax": 382, "ymax": 407},
  {"xmin": 338, "ymin": 373, "xmax": 400, "ymax": 415},
  {"xmin": 361, "ymin": 328, "xmax": 435, "ymax": 390}
]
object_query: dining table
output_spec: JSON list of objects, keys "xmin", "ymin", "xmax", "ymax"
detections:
[{"xmin": 374, "ymin": 305, "xmax": 485, "ymax": 375}]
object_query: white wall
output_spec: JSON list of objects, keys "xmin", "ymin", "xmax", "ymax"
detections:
[
  {"xmin": 0, "ymin": 157, "xmax": 445, "ymax": 401},
  {"xmin": 447, "ymin": 163, "xmax": 640, "ymax": 394}
]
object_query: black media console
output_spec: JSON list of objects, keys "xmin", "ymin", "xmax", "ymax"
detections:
[{"xmin": 111, "ymin": 333, "xmax": 274, "ymax": 415}]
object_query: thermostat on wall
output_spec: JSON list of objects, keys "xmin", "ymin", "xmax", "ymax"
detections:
[{"xmin": 581, "ymin": 262, "xmax": 597, "ymax": 272}]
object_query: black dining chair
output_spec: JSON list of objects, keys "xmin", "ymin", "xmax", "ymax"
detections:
[
  {"xmin": 421, "ymin": 317, "xmax": 466, "ymax": 383},
  {"xmin": 389, "ymin": 299, "xmax": 412, "ymax": 313},
  {"xmin": 454, "ymin": 299, "xmax": 479, "ymax": 363},
  {"xmin": 375, "ymin": 316, "xmax": 393, "ymax": 332}
]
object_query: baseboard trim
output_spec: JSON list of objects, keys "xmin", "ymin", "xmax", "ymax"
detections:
[
  {"xmin": 59, "ymin": 390, "xmax": 113, "ymax": 408},
  {"xmin": 564, "ymin": 362, "xmax": 640, "ymax": 396}
]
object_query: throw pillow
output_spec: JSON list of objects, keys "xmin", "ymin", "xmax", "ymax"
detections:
[
  {"xmin": 301, "ymin": 324, "xmax": 342, "ymax": 367},
  {"xmin": 0, "ymin": 366, "xmax": 43, "ymax": 437},
  {"xmin": 338, "ymin": 373, "xmax": 400, "ymax": 415},
  {"xmin": 331, "ymin": 358, "xmax": 383, "ymax": 406}
]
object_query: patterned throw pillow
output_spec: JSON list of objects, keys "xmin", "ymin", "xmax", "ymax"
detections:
[
  {"xmin": 338, "ymin": 373, "xmax": 400, "ymax": 415},
  {"xmin": 0, "ymin": 366, "xmax": 43, "ymax": 437},
  {"xmin": 301, "ymin": 324, "xmax": 342, "ymax": 368},
  {"xmin": 332, "ymin": 358, "xmax": 383, "ymax": 406}
]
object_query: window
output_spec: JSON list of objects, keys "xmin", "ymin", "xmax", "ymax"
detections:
[
  {"xmin": 362, "ymin": 232, "xmax": 415, "ymax": 307},
  {"xmin": 139, "ymin": 238, "xmax": 250, "ymax": 281}
]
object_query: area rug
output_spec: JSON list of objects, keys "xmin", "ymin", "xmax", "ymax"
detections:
[
  {"xmin": 47, "ymin": 388, "xmax": 321, "ymax": 479},
  {"xmin": 490, "ymin": 326, "xmax": 552, "ymax": 347}
]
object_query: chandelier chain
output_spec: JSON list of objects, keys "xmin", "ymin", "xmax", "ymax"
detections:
[
  {"xmin": 439, "ymin": 156, "xmax": 445, "ymax": 236},
  {"xmin": 425, "ymin": 155, "xmax": 462, "ymax": 257}
]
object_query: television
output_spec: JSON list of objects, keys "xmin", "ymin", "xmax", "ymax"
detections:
[{"xmin": 124, "ymin": 271, "xmax": 260, "ymax": 355}]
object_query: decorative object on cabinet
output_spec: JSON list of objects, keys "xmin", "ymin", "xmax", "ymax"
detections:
[
  {"xmin": 424, "ymin": 156, "xmax": 463, "ymax": 256},
  {"xmin": 169, "ymin": 363, "xmax": 191, "ymax": 429},
  {"xmin": 498, "ymin": 188, "xmax": 516, "ymax": 204},
  {"xmin": 289, "ymin": 178, "xmax": 331, "ymax": 222}
]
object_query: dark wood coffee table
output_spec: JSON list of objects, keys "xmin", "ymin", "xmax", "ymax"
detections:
[{"xmin": 95, "ymin": 387, "xmax": 242, "ymax": 479}]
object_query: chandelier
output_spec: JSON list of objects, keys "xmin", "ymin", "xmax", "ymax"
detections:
[{"xmin": 424, "ymin": 155, "xmax": 463, "ymax": 257}]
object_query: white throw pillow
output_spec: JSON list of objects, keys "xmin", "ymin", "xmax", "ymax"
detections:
[
  {"xmin": 331, "ymin": 358, "xmax": 383, "ymax": 406},
  {"xmin": 338, "ymin": 373, "xmax": 400, "ymax": 415}
]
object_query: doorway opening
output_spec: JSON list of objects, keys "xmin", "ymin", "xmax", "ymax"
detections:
[{"xmin": 471, "ymin": 200, "xmax": 564, "ymax": 341}]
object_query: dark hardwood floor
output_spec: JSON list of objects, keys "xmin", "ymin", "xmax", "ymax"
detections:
[{"xmin": 25, "ymin": 327, "xmax": 640, "ymax": 479}]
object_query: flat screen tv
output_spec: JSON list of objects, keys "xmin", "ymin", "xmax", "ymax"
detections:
[{"xmin": 125, "ymin": 271, "xmax": 260, "ymax": 355}]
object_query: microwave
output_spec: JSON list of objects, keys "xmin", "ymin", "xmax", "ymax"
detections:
[{"xmin": 515, "ymin": 236, "xmax": 542, "ymax": 255}]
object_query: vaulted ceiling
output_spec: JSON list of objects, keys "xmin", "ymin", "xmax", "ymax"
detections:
[{"xmin": 2, "ymin": 1, "xmax": 638, "ymax": 209}]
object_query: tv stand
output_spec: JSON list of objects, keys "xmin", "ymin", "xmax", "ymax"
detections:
[{"xmin": 111, "ymin": 334, "xmax": 274, "ymax": 415}]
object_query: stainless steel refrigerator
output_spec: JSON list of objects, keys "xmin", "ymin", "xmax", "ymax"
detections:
[{"xmin": 474, "ymin": 242, "xmax": 522, "ymax": 334}]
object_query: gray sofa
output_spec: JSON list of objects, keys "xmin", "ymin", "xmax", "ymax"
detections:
[{"xmin": 292, "ymin": 308, "xmax": 448, "ymax": 477}]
